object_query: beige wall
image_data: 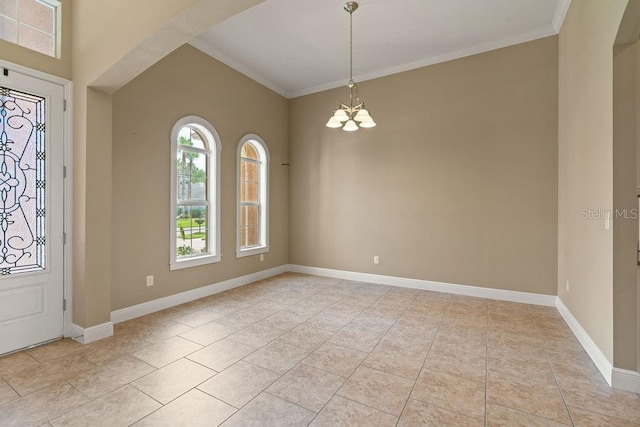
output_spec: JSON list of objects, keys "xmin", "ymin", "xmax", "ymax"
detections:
[
  {"xmin": 71, "ymin": 0, "xmax": 260, "ymax": 327},
  {"xmin": 111, "ymin": 45, "xmax": 289, "ymax": 310},
  {"xmin": 613, "ymin": 41, "xmax": 639, "ymax": 370},
  {"xmin": 289, "ymin": 36, "xmax": 558, "ymax": 295},
  {"xmin": 71, "ymin": 0, "xmax": 202, "ymax": 85},
  {"xmin": 72, "ymin": 0, "xmax": 261, "ymax": 92},
  {"xmin": 0, "ymin": 0, "xmax": 72, "ymax": 79},
  {"xmin": 558, "ymin": 0, "xmax": 628, "ymax": 364}
]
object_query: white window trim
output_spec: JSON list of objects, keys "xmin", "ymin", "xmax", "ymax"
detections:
[
  {"xmin": 2, "ymin": 0, "xmax": 62, "ymax": 58},
  {"xmin": 52, "ymin": 0, "xmax": 62, "ymax": 59},
  {"xmin": 236, "ymin": 134, "xmax": 270, "ymax": 258},
  {"xmin": 170, "ymin": 116, "xmax": 222, "ymax": 270}
]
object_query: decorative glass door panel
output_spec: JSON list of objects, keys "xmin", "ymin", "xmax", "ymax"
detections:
[{"xmin": 0, "ymin": 86, "xmax": 46, "ymax": 274}]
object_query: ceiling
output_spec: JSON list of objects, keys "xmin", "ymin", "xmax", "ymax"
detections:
[{"xmin": 191, "ymin": 0, "xmax": 570, "ymax": 99}]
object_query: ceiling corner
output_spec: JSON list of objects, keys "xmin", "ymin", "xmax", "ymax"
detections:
[
  {"xmin": 188, "ymin": 39, "xmax": 292, "ymax": 99},
  {"xmin": 552, "ymin": 0, "xmax": 572, "ymax": 33}
]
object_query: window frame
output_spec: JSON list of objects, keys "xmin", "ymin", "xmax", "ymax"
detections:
[
  {"xmin": 170, "ymin": 116, "xmax": 221, "ymax": 270},
  {"xmin": 236, "ymin": 134, "xmax": 270, "ymax": 258},
  {"xmin": 0, "ymin": 0, "xmax": 62, "ymax": 58}
]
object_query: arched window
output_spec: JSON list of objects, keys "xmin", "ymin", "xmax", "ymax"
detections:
[
  {"xmin": 170, "ymin": 116, "xmax": 221, "ymax": 270},
  {"xmin": 236, "ymin": 134, "xmax": 269, "ymax": 257}
]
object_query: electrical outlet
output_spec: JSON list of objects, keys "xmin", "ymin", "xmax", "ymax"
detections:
[
  {"xmin": 260, "ymin": 254, "xmax": 264, "ymax": 262},
  {"xmin": 146, "ymin": 275, "xmax": 154, "ymax": 287},
  {"xmin": 565, "ymin": 280, "xmax": 569, "ymax": 293},
  {"xmin": 373, "ymin": 256, "xmax": 380, "ymax": 265}
]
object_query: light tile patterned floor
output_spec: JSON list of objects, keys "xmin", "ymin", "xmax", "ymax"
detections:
[{"xmin": 1, "ymin": 273, "xmax": 639, "ymax": 426}]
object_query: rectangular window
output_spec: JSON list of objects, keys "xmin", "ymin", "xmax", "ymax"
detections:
[
  {"xmin": 176, "ymin": 129, "xmax": 209, "ymax": 260},
  {"xmin": 236, "ymin": 136, "xmax": 269, "ymax": 258},
  {"xmin": 176, "ymin": 205, "xmax": 208, "ymax": 258},
  {"xmin": 0, "ymin": 0, "xmax": 61, "ymax": 58},
  {"xmin": 240, "ymin": 157, "xmax": 260, "ymax": 248}
]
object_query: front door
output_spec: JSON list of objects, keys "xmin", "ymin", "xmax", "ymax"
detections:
[{"xmin": 0, "ymin": 68, "xmax": 65, "ymax": 355}]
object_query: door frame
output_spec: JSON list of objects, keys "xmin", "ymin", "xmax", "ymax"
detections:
[
  {"xmin": 637, "ymin": 187, "xmax": 640, "ymax": 373},
  {"xmin": 0, "ymin": 58, "xmax": 73, "ymax": 341}
]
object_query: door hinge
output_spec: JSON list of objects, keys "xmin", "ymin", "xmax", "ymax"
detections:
[
  {"xmin": 63, "ymin": 232, "xmax": 66, "ymax": 245},
  {"xmin": 63, "ymin": 299, "xmax": 67, "ymax": 311},
  {"xmin": 63, "ymin": 166, "xmax": 67, "ymax": 178},
  {"xmin": 63, "ymin": 99, "xmax": 67, "ymax": 111}
]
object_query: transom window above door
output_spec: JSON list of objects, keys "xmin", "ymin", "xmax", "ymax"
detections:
[{"xmin": 0, "ymin": 0, "xmax": 61, "ymax": 58}]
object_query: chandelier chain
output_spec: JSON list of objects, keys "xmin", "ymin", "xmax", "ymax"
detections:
[{"xmin": 349, "ymin": 8, "xmax": 353, "ymax": 82}]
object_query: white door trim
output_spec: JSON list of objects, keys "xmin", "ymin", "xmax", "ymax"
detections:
[{"xmin": 0, "ymin": 59, "xmax": 73, "ymax": 341}]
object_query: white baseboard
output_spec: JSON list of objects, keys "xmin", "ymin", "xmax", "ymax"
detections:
[
  {"xmin": 68, "ymin": 322, "xmax": 114, "ymax": 344},
  {"xmin": 612, "ymin": 368, "xmax": 640, "ymax": 393},
  {"xmin": 555, "ymin": 297, "xmax": 613, "ymax": 386},
  {"xmin": 66, "ymin": 323, "xmax": 84, "ymax": 340},
  {"xmin": 111, "ymin": 264, "xmax": 289, "ymax": 324},
  {"xmin": 289, "ymin": 265, "xmax": 557, "ymax": 307}
]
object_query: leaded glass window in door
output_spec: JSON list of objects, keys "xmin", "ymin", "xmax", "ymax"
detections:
[{"xmin": 0, "ymin": 85, "xmax": 46, "ymax": 274}]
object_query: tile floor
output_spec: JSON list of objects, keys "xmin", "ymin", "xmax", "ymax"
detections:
[{"xmin": 1, "ymin": 273, "xmax": 639, "ymax": 426}]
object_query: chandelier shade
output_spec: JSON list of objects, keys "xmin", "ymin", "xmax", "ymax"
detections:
[
  {"xmin": 333, "ymin": 109, "xmax": 350, "ymax": 122},
  {"xmin": 359, "ymin": 119, "xmax": 376, "ymax": 128},
  {"xmin": 343, "ymin": 120, "xmax": 359, "ymax": 131},
  {"xmin": 326, "ymin": 117, "xmax": 343, "ymax": 128},
  {"xmin": 326, "ymin": 2, "xmax": 376, "ymax": 132},
  {"xmin": 354, "ymin": 108, "xmax": 370, "ymax": 122}
]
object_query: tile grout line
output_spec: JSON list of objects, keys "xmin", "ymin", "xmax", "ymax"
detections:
[
  {"xmin": 397, "ymin": 296, "xmax": 489, "ymax": 423},
  {"xmin": 385, "ymin": 291, "xmax": 437, "ymax": 427},
  {"xmin": 305, "ymin": 287, "xmax": 394, "ymax": 425},
  {"xmin": 62, "ymin": 378, "xmax": 92, "ymax": 401},
  {"xmin": 50, "ymin": 382, "xmax": 137, "ymax": 425},
  {"xmin": 485, "ymin": 306, "xmax": 578, "ymax": 426},
  {"xmin": 1, "ymin": 376, "xmax": 22, "ymax": 402},
  {"xmin": 46, "ymin": 378, "xmax": 96, "ymax": 425},
  {"xmin": 125, "ymin": 357, "xmax": 235, "ymax": 425},
  {"xmin": 532, "ymin": 305, "xmax": 576, "ymax": 427},
  {"xmin": 124, "ymin": 340, "xmax": 241, "ymax": 424},
  {"xmin": 135, "ymin": 383, "xmax": 238, "ymax": 427},
  {"xmin": 220, "ymin": 283, "xmax": 384, "ymax": 425},
  {"xmin": 193, "ymin": 356, "xmax": 275, "ymax": 411},
  {"xmin": 406, "ymin": 298, "xmax": 490, "ymax": 424}
]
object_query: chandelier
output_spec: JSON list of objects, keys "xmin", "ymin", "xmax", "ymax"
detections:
[{"xmin": 326, "ymin": 1, "xmax": 376, "ymax": 131}]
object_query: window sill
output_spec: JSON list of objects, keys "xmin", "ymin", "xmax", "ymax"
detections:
[
  {"xmin": 236, "ymin": 246, "xmax": 269, "ymax": 258},
  {"xmin": 170, "ymin": 254, "xmax": 221, "ymax": 271}
]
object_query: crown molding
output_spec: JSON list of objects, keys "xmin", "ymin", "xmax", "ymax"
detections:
[
  {"xmin": 189, "ymin": 39, "xmax": 292, "ymax": 98},
  {"xmin": 289, "ymin": 26, "xmax": 558, "ymax": 98}
]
